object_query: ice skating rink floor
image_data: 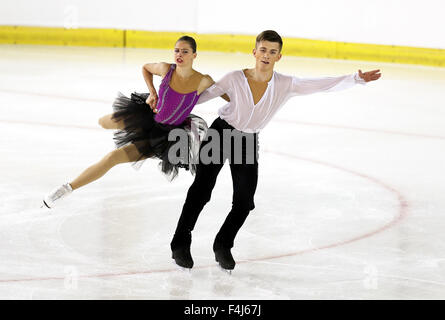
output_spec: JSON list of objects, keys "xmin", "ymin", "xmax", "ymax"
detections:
[{"xmin": 1, "ymin": 44, "xmax": 445, "ymax": 299}]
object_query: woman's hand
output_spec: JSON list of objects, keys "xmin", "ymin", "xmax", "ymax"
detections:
[{"xmin": 146, "ymin": 91, "xmax": 159, "ymax": 113}]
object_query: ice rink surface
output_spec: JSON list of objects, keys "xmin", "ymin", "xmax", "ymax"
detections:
[{"xmin": 0, "ymin": 44, "xmax": 445, "ymax": 299}]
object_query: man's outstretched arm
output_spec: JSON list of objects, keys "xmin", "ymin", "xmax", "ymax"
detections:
[
  {"xmin": 358, "ymin": 69, "xmax": 381, "ymax": 82},
  {"xmin": 291, "ymin": 69, "xmax": 381, "ymax": 96}
]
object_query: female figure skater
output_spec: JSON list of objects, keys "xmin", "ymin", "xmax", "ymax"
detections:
[{"xmin": 43, "ymin": 36, "xmax": 217, "ymax": 208}]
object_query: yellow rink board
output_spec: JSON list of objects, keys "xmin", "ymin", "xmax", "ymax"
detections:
[{"xmin": 1, "ymin": 26, "xmax": 444, "ymax": 67}]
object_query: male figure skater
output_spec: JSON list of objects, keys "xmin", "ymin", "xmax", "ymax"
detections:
[{"xmin": 169, "ymin": 30, "xmax": 381, "ymax": 270}]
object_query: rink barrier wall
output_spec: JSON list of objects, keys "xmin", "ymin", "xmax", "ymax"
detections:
[{"xmin": 1, "ymin": 26, "xmax": 444, "ymax": 67}]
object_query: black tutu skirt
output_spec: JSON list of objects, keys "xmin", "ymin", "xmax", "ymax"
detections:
[{"xmin": 111, "ymin": 92, "xmax": 208, "ymax": 181}]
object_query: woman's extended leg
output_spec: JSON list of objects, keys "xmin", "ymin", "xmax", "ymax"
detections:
[
  {"xmin": 98, "ymin": 114, "xmax": 125, "ymax": 130},
  {"xmin": 70, "ymin": 143, "xmax": 143, "ymax": 190},
  {"xmin": 43, "ymin": 144, "xmax": 145, "ymax": 208}
]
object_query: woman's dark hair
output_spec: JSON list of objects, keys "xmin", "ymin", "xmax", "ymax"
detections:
[
  {"xmin": 256, "ymin": 30, "xmax": 283, "ymax": 51},
  {"xmin": 176, "ymin": 35, "xmax": 197, "ymax": 53}
]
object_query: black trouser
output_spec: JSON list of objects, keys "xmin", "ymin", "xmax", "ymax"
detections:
[{"xmin": 170, "ymin": 117, "xmax": 259, "ymax": 251}]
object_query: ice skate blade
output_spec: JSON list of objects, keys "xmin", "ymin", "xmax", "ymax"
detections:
[
  {"xmin": 41, "ymin": 200, "xmax": 51, "ymax": 209},
  {"xmin": 172, "ymin": 259, "xmax": 192, "ymax": 273},
  {"xmin": 216, "ymin": 262, "xmax": 233, "ymax": 275}
]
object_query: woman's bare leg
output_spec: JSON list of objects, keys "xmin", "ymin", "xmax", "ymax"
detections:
[
  {"xmin": 69, "ymin": 144, "xmax": 144, "ymax": 190},
  {"xmin": 98, "ymin": 114, "xmax": 125, "ymax": 130}
]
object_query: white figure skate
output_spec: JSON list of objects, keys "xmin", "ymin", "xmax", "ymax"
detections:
[{"xmin": 42, "ymin": 183, "xmax": 73, "ymax": 208}]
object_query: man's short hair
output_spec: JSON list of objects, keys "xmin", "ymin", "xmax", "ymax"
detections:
[{"xmin": 256, "ymin": 30, "xmax": 283, "ymax": 52}]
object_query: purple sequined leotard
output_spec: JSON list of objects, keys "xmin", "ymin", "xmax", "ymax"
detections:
[{"xmin": 154, "ymin": 64, "xmax": 200, "ymax": 125}]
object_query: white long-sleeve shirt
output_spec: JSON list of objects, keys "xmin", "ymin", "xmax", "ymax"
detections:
[{"xmin": 197, "ymin": 70, "xmax": 366, "ymax": 133}]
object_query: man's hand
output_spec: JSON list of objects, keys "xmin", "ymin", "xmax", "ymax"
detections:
[
  {"xmin": 358, "ymin": 69, "xmax": 381, "ymax": 82},
  {"xmin": 146, "ymin": 92, "xmax": 159, "ymax": 113}
]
